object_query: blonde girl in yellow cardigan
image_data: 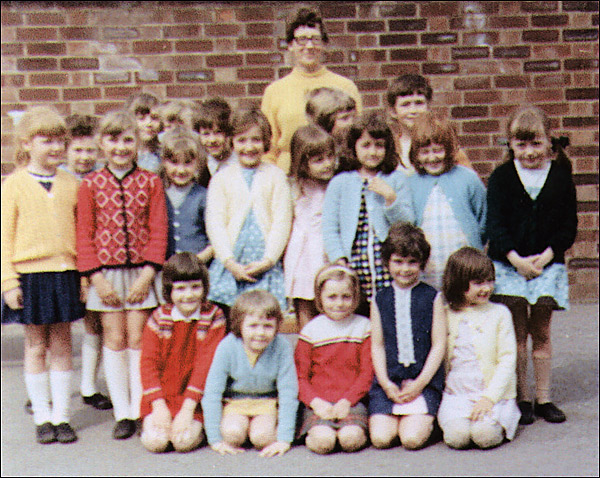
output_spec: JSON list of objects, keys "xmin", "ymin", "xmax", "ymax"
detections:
[
  {"xmin": 437, "ymin": 247, "xmax": 521, "ymax": 449},
  {"xmin": 206, "ymin": 108, "xmax": 293, "ymax": 315},
  {"xmin": 1, "ymin": 106, "xmax": 81, "ymax": 445}
]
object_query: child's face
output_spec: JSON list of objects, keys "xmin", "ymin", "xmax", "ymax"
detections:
[
  {"xmin": 416, "ymin": 142, "xmax": 446, "ymax": 176},
  {"xmin": 23, "ymin": 134, "xmax": 66, "ymax": 173},
  {"xmin": 171, "ymin": 279, "xmax": 204, "ymax": 317},
  {"xmin": 390, "ymin": 93, "xmax": 429, "ymax": 130},
  {"xmin": 464, "ymin": 280, "xmax": 494, "ymax": 307},
  {"xmin": 99, "ymin": 129, "xmax": 138, "ymax": 170},
  {"xmin": 355, "ymin": 131, "xmax": 386, "ymax": 172},
  {"xmin": 67, "ymin": 136, "xmax": 98, "ymax": 175},
  {"xmin": 163, "ymin": 119, "xmax": 184, "ymax": 134},
  {"xmin": 135, "ymin": 110, "xmax": 162, "ymax": 143},
  {"xmin": 163, "ymin": 153, "xmax": 199, "ymax": 187},
  {"xmin": 388, "ymin": 254, "xmax": 421, "ymax": 289},
  {"xmin": 307, "ymin": 152, "xmax": 335, "ymax": 182},
  {"xmin": 510, "ymin": 135, "xmax": 551, "ymax": 170},
  {"xmin": 198, "ymin": 126, "xmax": 228, "ymax": 160},
  {"xmin": 331, "ymin": 109, "xmax": 356, "ymax": 138},
  {"xmin": 240, "ymin": 313, "xmax": 278, "ymax": 355},
  {"xmin": 233, "ymin": 125, "xmax": 264, "ymax": 169},
  {"xmin": 320, "ymin": 278, "xmax": 356, "ymax": 321}
]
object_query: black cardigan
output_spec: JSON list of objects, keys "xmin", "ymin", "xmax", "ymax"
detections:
[{"xmin": 486, "ymin": 159, "xmax": 578, "ymax": 265}]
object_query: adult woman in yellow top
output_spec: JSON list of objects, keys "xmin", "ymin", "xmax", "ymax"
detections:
[{"xmin": 261, "ymin": 6, "xmax": 363, "ymax": 174}]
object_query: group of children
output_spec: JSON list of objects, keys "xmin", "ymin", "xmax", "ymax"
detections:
[{"xmin": 1, "ymin": 71, "xmax": 577, "ymax": 456}]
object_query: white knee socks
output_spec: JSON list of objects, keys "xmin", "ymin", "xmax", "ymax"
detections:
[
  {"xmin": 81, "ymin": 333, "xmax": 100, "ymax": 397},
  {"xmin": 50, "ymin": 370, "xmax": 72, "ymax": 425},
  {"xmin": 103, "ymin": 347, "xmax": 130, "ymax": 421},
  {"xmin": 24, "ymin": 371, "xmax": 51, "ymax": 426},
  {"xmin": 128, "ymin": 348, "xmax": 142, "ymax": 420}
]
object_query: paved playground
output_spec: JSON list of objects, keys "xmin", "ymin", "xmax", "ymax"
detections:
[{"xmin": 1, "ymin": 302, "xmax": 598, "ymax": 477}]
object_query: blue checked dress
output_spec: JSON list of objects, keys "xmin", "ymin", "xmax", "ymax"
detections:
[
  {"xmin": 207, "ymin": 168, "xmax": 286, "ymax": 310},
  {"xmin": 349, "ymin": 178, "xmax": 391, "ymax": 302}
]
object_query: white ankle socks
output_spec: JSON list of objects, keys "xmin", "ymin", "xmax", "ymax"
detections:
[
  {"xmin": 24, "ymin": 371, "xmax": 51, "ymax": 425},
  {"xmin": 50, "ymin": 369, "xmax": 72, "ymax": 425}
]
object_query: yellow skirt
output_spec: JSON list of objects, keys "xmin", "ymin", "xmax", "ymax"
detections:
[{"xmin": 222, "ymin": 398, "xmax": 278, "ymax": 417}]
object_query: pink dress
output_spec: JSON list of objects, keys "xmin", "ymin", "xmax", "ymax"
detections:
[{"xmin": 284, "ymin": 181, "xmax": 329, "ymax": 300}]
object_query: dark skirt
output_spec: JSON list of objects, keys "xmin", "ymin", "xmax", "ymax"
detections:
[
  {"xmin": 1, "ymin": 271, "xmax": 84, "ymax": 325},
  {"xmin": 368, "ymin": 377, "xmax": 441, "ymax": 417}
]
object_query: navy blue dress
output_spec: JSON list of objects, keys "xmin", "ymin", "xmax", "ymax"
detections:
[{"xmin": 369, "ymin": 282, "xmax": 444, "ymax": 416}]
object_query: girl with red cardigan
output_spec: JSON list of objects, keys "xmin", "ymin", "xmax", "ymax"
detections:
[{"xmin": 77, "ymin": 110, "xmax": 168, "ymax": 440}]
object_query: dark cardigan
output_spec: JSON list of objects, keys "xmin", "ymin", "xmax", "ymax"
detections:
[{"xmin": 486, "ymin": 159, "xmax": 577, "ymax": 265}]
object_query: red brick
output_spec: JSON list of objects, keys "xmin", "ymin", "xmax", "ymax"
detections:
[
  {"xmin": 2, "ymin": 43, "xmax": 23, "ymax": 55},
  {"xmin": 17, "ymin": 27, "xmax": 58, "ymax": 41},
  {"xmin": 328, "ymin": 65, "xmax": 359, "ymax": 80},
  {"xmin": 237, "ymin": 68, "xmax": 274, "ymax": 81},
  {"xmin": 380, "ymin": 34, "xmax": 418, "ymax": 46},
  {"xmin": 245, "ymin": 23, "xmax": 273, "ymax": 37},
  {"xmin": 420, "ymin": 2, "xmax": 460, "ymax": 16},
  {"xmin": 534, "ymin": 74, "xmax": 572, "ymax": 88},
  {"xmin": 421, "ymin": 33, "xmax": 458, "ymax": 45},
  {"xmin": 133, "ymin": 41, "xmax": 172, "ymax": 55},
  {"xmin": 27, "ymin": 12, "xmax": 66, "ymax": 26},
  {"xmin": 164, "ymin": 25, "xmax": 200, "ymax": 39},
  {"xmin": 522, "ymin": 30, "xmax": 560, "ymax": 42},
  {"xmin": 173, "ymin": 9, "xmax": 212, "ymax": 24},
  {"xmin": 451, "ymin": 106, "xmax": 488, "ymax": 119},
  {"xmin": 236, "ymin": 38, "xmax": 274, "ymax": 51},
  {"xmin": 324, "ymin": 51, "xmax": 345, "ymax": 64},
  {"xmin": 452, "ymin": 47, "xmax": 490, "ymax": 60},
  {"xmin": 27, "ymin": 42, "xmax": 66, "ymax": 56},
  {"xmin": 566, "ymin": 88, "xmax": 599, "ymax": 100},
  {"xmin": 1, "ymin": 12, "xmax": 22, "ymax": 26},
  {"xmin": 205, "ymin": 24, "xmax": 241, "ymax": 37},
  {"xmin": 17, "ymin": 58, "xmax": 58, "ymax": 71},
  {"xmin": 495, "ymin": 75, "xmax": 530, "ymax": 88},
  {"xmin": 457, "ymin": 134, "xmax": 490, "ymax": 147},
  {"xmin": 94, "ymin": 72, "xmax": 131, "ymax": 84},
  {"xmin": 60, "ymin": 58, "xmax": 99, "ymax": 70},
  {"xmin": 60, "ymin": 27, "xmax": 97, "ymax": 41},
  {"xmin": 95, "ymin": 102, "xmax": 125, "ymax": 116},
  {"xmin": 103, "ymin": 27, "xmax": 140, "ymax": 40},
  {"xmin": 63, "ymin": 87, "xmax": 101, "ymax": 101},
  {"xmin": 531, "ymin": 14, "xmax": 569, "ymax": 27},
  {"xmin": 381, "ymin": 64, "xmax": 420, "ymax": 77},
  {"xmin": 175, "ymin": 40, "xmax": 213, "ymax": 53},
  {"xmin": 565, "ymin": 59, "xmax": 599, "ymax": 70},
  {"xmin": 330, "ymin": 35, "xmax": 357, "ymax": 49},
  {"xmin": 30, "ymin": 73, "xmax": 69, "ymax": 86},
  {"xmin": 207, "ymin": 83, "xmax": 246, "ymax": 97},
  {"xmin": 356, "ymin": 79, "xmax": 388, "ymax": 92},
  {"xmin": 487, "ymin": 16, "xmax": 529, "ymax": 29},
  {"xmin": 19, "ymin": 88, "xmax": 59, "ymax": 102},
  {"xmin": 347, "ymin": 21, "xmax": 385, "ymax": 33},
  {"xmin": 104, "ymin": 87, "xmax": 141, "ymax": 100},
  {"xmin": 379, "ymin": 4, "xmax": 417, "ymax": 17},
  {"xmin": 1, "ymin": 74, "xmax": 25, "ymax": 88},
  {"xmin": 564, "ymin": 117, "xmax": 599, "ymax": 128},
  {"xmin": 324, "ymin": 21, "xmax": 345, "ymax": 35},
  {"xmin": 521, "ymin": 1, "xmax": 559, "ymax": 12},
  {"xmin": 563, "ymin": 29, "xmax": 599, "ymax": 42},
  {"xmin": 454, "ymin": 77, "xmax": 491, "ymax": 90},
  {"xmin": 236, "ymin": 6, "xmax": 275, "ymax": 22},
  {"xmin": 390, "ymin": 48, "xmax": 427, "ymax": 62},
  {"xmin": 422, "ymin": 63, "xmax": 459, "ymax": 75},
  {"xmin": 389, "ymin": 19, "xmax": 426, "ymax": 31},
  {"xmin": 464, "ymin": 91, "xmax": 502, "ymax": 104},
  {"xmin": 563, "ymin": 1, "xmax": 600, "ymax": 12},
  {"xmin": 537, "ymin": 103, "xmax": 569, "ymax": 116},
  {"xmin": 493, "ymin": 46, "xmax": 530, "ymax": 59},
  {"xmin": 246, "ymin": 53, "xmax": 283, "ymax": 66},
  {"xmin": 524, "ymin": 60, "xmax": 561, "ymax": 72}
]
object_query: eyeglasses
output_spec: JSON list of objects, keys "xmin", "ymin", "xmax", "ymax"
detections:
[{"xmin": 294, "ymin": 35, "xmax": 323, "ymax": 46}]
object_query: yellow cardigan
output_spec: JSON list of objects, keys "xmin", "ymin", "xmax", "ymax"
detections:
[
  {"xmin": 1, "ymin": 169, "xmax": 79, "ymax": 292},
  {"xmin": 205, "ymin": 162, "xmax": 292, "ymax": 265},
  {"xmin": 445, "ymin": 301, "xmax": 517, "ymax": 404},
  {"xmin": 261, "ymin": 66, "xmax": 362, "ymax": 173}
]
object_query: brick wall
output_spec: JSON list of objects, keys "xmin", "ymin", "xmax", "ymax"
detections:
[{"xmin": 1, "ymin": 1, "xmax": 598, "ymax": 301}]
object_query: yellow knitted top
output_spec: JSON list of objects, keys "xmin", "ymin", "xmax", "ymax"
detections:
[
  {"xmin": 261, "ymin": 66, "xmax": 362, "ymax": 173},
  {"xmin": 1, "ymin": 169, "xmax": 79, "ymax": 292}
]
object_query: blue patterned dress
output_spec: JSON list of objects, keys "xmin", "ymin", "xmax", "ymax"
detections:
[{"xmin": 208, "ymin": 168, "xmax": 286, "ymax": 309}]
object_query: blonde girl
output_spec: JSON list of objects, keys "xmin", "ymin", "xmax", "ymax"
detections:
[
  {"xmin": 438, "ymin": 247, "xmax": 520, "ymax": 449},
  {"xmin": 202, "ymin": 290, "xmax": 299, "ymax": 457},
  {"xmin": 206, "ymin": 108, "xmax": 293, "ymax": 314},
  {"xmin": 1, "ymin": 106, "xmax": 80, "ymax": 444},
  {"xmin": 295, "ymin": 265, "xmax": 373, "ymax": 454},
  {"xmin": 487, "ymin": 105, "xmax": 577, "ymax": 425},
  {"xmin": 76, "ymin": 110, "xmax": 168, "ymax": 440},
  {"xmin": 407, "ymin": 112, "xmax": 487, "ymax": 290},
  {"xmin": 322, "ymin": 112, "xmax": 414, "ymax": 314},
  {"xmin": 284, "ymin": 124, "xmax": 336, "ymax": 330}
]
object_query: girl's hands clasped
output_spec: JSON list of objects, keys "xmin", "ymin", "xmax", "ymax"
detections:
[
  {"xmin": 4, "ymin": 287, "xmax": 23, "ymax": 310},
  {"xmin": 91, "ymin": 272, "xmax": 122, "ymax": 307},
  {"xmin": 470, "ymin": 397, "xmax": 494, "ymax": 422}
]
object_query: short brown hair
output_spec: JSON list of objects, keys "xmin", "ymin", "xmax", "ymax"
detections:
[
  {"xmin": 98, "ymin": 110, "xmax": 138, "ymax": 138},
  {"xmin": 230, "ymin": 107, "xmax": 272, "ymax": 152},
  {"xmin": 381, "ymin": 222, "xmax": 431, "ymax": 270},
  {"xmin": 305, "ymin": 87, "xmax": 356, "ymax": 134},
  {"xmin": 289, "ymin": 124, "xmax": 335, "ymax": 182},
  {"xmin": 386, "ymin": 74, "xmax": 433, "ymax": 107},
  {"xmin": 285, "ymin": 6, "xmax": 329, "ymax": 44},
  {"xmin": 162, "ymin": 252, "xmax": 210, "ymax": 304},
  {"xmin": 442, "ymin": 247, "xmax": 495, "ymax": 311},
  {"xmin": 346, "ymin": 112, "xmax": 398, "ymax": 174},
  {"xmin": 125, "ymin": 92, "xmax": 160, "ymax": 117},
  {"xmin": 65, "ymin": 114, "xmax": 99, "ymax": 140},
  {"xmin": 409, "ymin": 112, "xmax": 458, "ymax": 175},
  {"xmin": 229, "ymin": 290, "xmax": 284, "ymax": 338},
  {"xmin": 194, "ymin": 97, "xmax": 232, "ymax": 136},
  {"xmin": 313, "ymin": 264, "xmax": 362, "ymax": 315}
]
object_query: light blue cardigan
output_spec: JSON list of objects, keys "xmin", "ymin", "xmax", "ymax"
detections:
[
  {"xmin": 408, "ymin": 165, "xmax": 487, "ymax": 249},
  {"xmin": 322, "ymin": 170, "xmax": 414, "ymax": 263},
  {"xmin": 201, "ymin": 333, "xmax": 299, "ymax": 445}
]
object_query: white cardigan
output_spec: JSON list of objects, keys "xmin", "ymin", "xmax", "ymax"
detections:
[{"xmin": 206, "ymin": 161, "xmax": 293, "ymax": 264}]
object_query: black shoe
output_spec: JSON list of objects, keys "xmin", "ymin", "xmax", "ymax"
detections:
[
  {"xmin": 36, "ymin": 422, "xmax": 56, "ymax": 444},
  {"xmin": 25, "ymin": 400, "xmax": 33, "ymax": 415},
  {"xmin": 518, "ymin": 401, "xmax": 535, "ymax": 425},
  {"xmin": 534, "ymin": 401, "xmax": 566, "ymax": 423},
  {"xmin": 134, "ymin": 418, "xmax": 143, "ymax": 437},
  {"xmin": 113, "ymin": 419, "xmax": 136, "ymax": 440},
  {"xmin": 82, "ymin": 393, "xmax": 113, "ymax": 410},
  {"xmin": 55, "ymin": 422, "xmax": 78, "ymax": 443}
]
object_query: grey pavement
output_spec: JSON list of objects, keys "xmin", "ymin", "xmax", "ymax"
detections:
[{"xmin": 1, "ymin": 302, "xmax": 598, "ymax": 477}]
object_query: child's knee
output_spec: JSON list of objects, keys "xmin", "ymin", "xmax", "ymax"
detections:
[
  {"xmin": 442, "ymin": 420, "xmax": 471, "ymax": 449},
  {"xmin": 306, "ymin": 426, "xmax": 336, "ymax": 454},
  {"xmin": 471, "ymin": 422, "xmax": 504, "ymax": 449},
  {"xmin": 249, "ymin": 427, "xmax": 275, "ymax": 450},
  {"xmin": 400, "ymin": 429, "xmax": 430, "ymax": 450},
  {"xmin": 369, "ymin": 428, "xmax": 396, "ymax": 449},
  {"xmin": 141, "ymin": 427, "xmax": 170, "ymax": 453},
  {"xmin": 172, "ymin": 426, "xmax": 203, "ymax": 453},
  {"xmin": 337, "ymin": 425, "xmax": 367, "ymax": 452},
  {"xmin": 221, "ymin": 422, "xmax": 247, "ymax": 446}
]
